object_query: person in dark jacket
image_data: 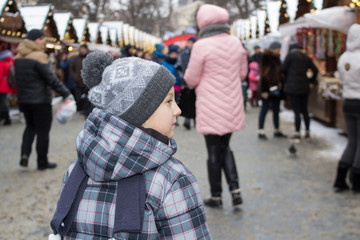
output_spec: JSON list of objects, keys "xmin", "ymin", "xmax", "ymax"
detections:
[
  {"xmin": 15, "ymin": 29, "xmax": 70, "ymax": 170},
  {"xmin": 250, "ymin": 45, "xmax": 263, "ymax": 64},
  {"xmin": 281, "ymin": 43, "xmax": 318, "ymax": 140},
  {"xmin": 151, "ymin": 43, "xmax": 166, "ymax": 64},
  {"xmin": 257, "ymin": 41, "xmax": 287, "ymax": 140},
  {"xmin": 59, "ymin": 50, "xmax": 75, "ymax": 98},
  {"xmin": 70, "ymin": 44, "xmax": 92, "ymax": 117},
  {"xmin": 120, "ymin": 43, "xmax": 135, "ymax": 58},
  {"xmin": 175, "ymin": 37, "xmax": 197, "ymax": 130}
]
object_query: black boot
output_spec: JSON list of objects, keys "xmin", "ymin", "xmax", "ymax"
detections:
[
  {"xmin": 38, "ymin": 162, "xmax": 57, "ymax": 171},
  {"xmin": 19, "ymin": 154, "xmax": 29, "ymax": 167},
  {"xmin": 223, "ymin": 148, "xmax": 242, "ymax": 206},
  {"xmin": 205, "ymin": 146, "xmax": 223, "ymax": 208},
  {"xmin": 350, "ymin": 167, "xmax": 360, "ymax": 193},
  {"xmin": 333, "ymin": 162, "xmax": 350, "ymax": 192}
]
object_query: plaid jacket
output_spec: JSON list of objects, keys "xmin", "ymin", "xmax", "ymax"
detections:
[{"xmin": 58, "ymin": 109, "xmax": 211, "ymax": 240}]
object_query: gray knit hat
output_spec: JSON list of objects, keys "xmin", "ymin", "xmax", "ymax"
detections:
[{"xmin": 81, "ymin": 51, "xmax": 175, "ymax": 127}]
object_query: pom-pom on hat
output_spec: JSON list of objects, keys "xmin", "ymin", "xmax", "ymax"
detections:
[
  {"xmin": 26, "ymin": 29, "xmax": 45, "ymax": 41},
  {"xmin": 81, "ymin": 52, "xmax": 176, "ymax": 127}
]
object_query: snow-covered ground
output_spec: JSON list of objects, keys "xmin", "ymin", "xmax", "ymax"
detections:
[{"xmin": 280, "ymin": 110, "xmax": 347, "ymax": 161}]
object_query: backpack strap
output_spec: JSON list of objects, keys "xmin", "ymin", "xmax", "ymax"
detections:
[
  {"xmin": 50, "ymin": 160, "xmax": 89, "ymax": 236},
  {"xmin": 113, "ymin": 174, "xmax": 146, "ymax": 234}
]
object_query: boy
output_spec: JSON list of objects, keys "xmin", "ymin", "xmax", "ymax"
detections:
[{"xmin": 49, "ymin": 52, "xmax": 211, "ymax": 239}]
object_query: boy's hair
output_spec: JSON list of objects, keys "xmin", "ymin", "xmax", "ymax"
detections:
[{"xmin": 81, "ymin": 52, "xmax": 175, "ymax": 127}]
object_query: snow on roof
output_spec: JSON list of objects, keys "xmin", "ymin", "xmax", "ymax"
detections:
[
  {"xmin": 99, "ymin": 26, "xmax": 108, "ymax": 43},
  {"xmin": 72, "ymin": 18, "xmax": 87, "ymax": 41},
  {"xmin": 19, "ymin": 5, "xmax": 51, "ymax": 31},
  {"xmin": 108, "ymin": 28, "xmax": 117, "ymax": 43},
  {"xmin": 123, "ymin": 23, "xmax": 129, "ymax": 43},
  {"xmin": 88, "ymin": 22, "xmax": 99, "ymax": 42},
  {"xmin": 129, "ymin": 25, "xmax": 135, "ymax": 44},
  {"xmin": 53, "ymin": 12, "xmax": 71, "ymax": 40},
  {"xmin": 102, "ymin": 21, "xmax": 123, "ymax": 42},
  {"xmin": 0, "ymin": 0, "xmax": 7, "ymax": 15}
]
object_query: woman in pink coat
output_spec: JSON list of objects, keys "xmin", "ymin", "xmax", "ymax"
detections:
[{"xmin": 184, "ymin": 4, "xmax": 248, "ymax": 208}]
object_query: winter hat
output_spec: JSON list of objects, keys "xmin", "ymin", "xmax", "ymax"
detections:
[
  {"xmin": 269, "ymin": 41, "xmax": 281, "ymax": 50},
  {"xmin": 289, "ymin": 43, "xmax": 303, "ymax": 51},
  {"xmin": 155, "ymin": 43, "xmax": 165, "ymax": 52},
  {"xmin": 26, "ymin": 29, "xmax": 45, "ymax": 41},
  {"xmin": 168, "ymin": 45, "xmax": 179, "ymax": 54},
  {"xmin": 188, "ymin": 36, "xmax": 197, "ymax": 43},
  {"xmin": 249, "ymin": 61, "xmax": 259, "ymax": 70},
  {"xmin": 82, "ymin": 51, "xmax": 175, "ymax": 127}
]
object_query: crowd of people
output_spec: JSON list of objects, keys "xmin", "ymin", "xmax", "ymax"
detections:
[{"xmin": 0, "ymin": 3, "xmax": 359, "ymax": 239}]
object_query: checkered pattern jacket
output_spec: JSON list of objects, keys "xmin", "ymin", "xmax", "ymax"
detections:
[{"xmin": 60, "ymin": 109, "xmax": 211, "ymax": 239}]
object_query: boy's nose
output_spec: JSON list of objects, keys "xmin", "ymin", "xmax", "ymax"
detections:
[{"xmin": 174, "ymin": 103, "xmax": 181, "ymax": 117}]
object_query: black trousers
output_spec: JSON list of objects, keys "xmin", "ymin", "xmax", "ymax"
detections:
[
  {"xmin": 0, "ymin": 92, "xmax": 10, "ymax": 121},
  {"xmin": 19, "ymin": 103, "xmax": 52, "ymax": 167},
  {"xmin": 204, "ymin": 133, "xmax": 239, "ymax": 197},
  {"xmin": 289, "ymin": 94, "xmax": 310, "ymax": 132}
]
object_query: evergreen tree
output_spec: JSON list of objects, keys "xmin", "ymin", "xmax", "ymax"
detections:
[
  {"xmin": 296, "ymin": 0, "xmax": 315, "ymax": 19},
  {"xmin": 279, "ymin": 0, "xmax": 290, "ymax": 25},
  {"xmin": 264, "ymin": 12, "xmax": 270, "ymax": 35}
]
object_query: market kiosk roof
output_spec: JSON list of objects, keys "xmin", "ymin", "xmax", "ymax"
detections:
[
  {"xmin": 0, "ymin": 0, "xmax": 26, "ymax": 42},
  {"xmin": 88, "ymin": 22, "xmax": 102, "ymax": 43},
  {"xmin": 73, "ymin": 18, "xmax": 89, "ymax": 43},
  {"xmin": 19, "ymin": 4, "xmax": 59, "ymax": 43},
  {"xmin": 53, "ymin": 12, "xmax": 78, "ymax": 44},
  {"xmin": 102, "ymin": 21, "xmax": 123, "ymax": 45}
]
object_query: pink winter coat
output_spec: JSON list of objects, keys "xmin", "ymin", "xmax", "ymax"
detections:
[
  {"xmin": 184, "ymin": 4, "xmax": 248, "ymax": 135},
  {"xmin": 248, "ymin": 61, "xmax": 260, "ymax": 91}
]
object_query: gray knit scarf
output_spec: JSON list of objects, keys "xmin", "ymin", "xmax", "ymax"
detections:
[{"xmin": 199, "ymin": 23, "xmax": 230, "ymax": 39}]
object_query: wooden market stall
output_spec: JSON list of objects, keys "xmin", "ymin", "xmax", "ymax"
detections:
[
  {"xmin": 53, "ymin": 12, "xmax": 78, "ymax": 46},
  {"xmin": 19, "ymin": 4, "xmax": 60, "ymax": 47},
  {"xmin": 72, "ymin": 18, "xmax": 90, "ymax": 43},
  {"xmin": 0, "ymin": 0, "xmax": 27, "ymax": 49},
  {"xmin": 102, "ymin": 21, "xmax": 123, "ymax": 47},
  {"xmin": 280, "ymin": 4, "xmax": 357, "ymax": 133}
]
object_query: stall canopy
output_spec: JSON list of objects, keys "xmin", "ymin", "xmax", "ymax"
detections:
[
  {"xmin": 88, "ymin": 22, "xmax": 101, "ymax": 43},
  {"xmin": 72, "ymin": 18, "xmax": 89, "ymax": 43},
  {"xmin": 19, "ymin": 4, "xmax": 59, "ymax": 43},
  {"xmin": 279, "ymin": 6, "xmax": 356, "ymax": 36},
  {"xmin": 102, "ymin": 21, "xmax": 123, "ymax": 46},
  {"xmin": 99, "ymin": 25, "xmax": 109, "ymax": 45},
  {"xmin": 53, "ymin": 12, "xmax": 78, "ymax": 44},
  {"xmin": 0, "ymin": 0, "xmax": 26, "ymax": 42}
]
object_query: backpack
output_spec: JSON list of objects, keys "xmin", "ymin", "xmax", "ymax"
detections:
[{"xmin": 5, "ymin": 63, "xmax": 16, "ymax": 88}]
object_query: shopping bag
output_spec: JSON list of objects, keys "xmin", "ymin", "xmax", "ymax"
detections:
[{"xmin": 55, "ymin": 96, "xmax": 76, "ymax": 124}]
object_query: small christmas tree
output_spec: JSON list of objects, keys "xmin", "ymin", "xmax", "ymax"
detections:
[
  {"xmin": 264, "ymin": 12, "xmax": 271, "ymax": 35},
  {"xmin": 255, "ymin": 19, "xmax": 260, "ymax": 39},
  {"xmin": 279, "ymin": 0, "xmax": 290, "ymax": 25},
  {"xmin": 249, "ymin": 19, "xmax": 253, "ymax": 40}
]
